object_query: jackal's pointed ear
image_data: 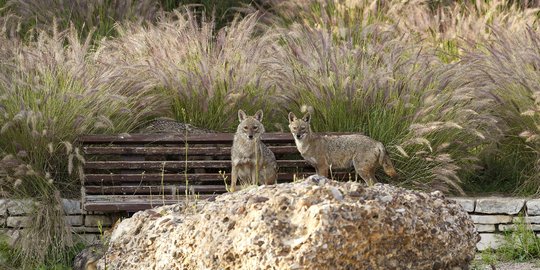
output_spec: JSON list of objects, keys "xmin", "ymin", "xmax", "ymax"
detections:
[
  {"xmin": 302, "ymin": 112, "xmax": 311, "ymax": 123},
  {"xmin": 238, "ymin": 110, "xmax": 247, "ymax": 122},
  {"xmin": 254, "ymin": 110, "xmax": 263, "ymax": 122},
  {"xmin": 288, "ymin": 112, "xmax": 297, "ymax": 123}
]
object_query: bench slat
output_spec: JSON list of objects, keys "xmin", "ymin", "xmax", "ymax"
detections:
[
  {"xmin": 84, "ymin": 172, "xmax": 314, "ymax": 184},
  {"xmin": 84, "ymin": 201, "xmax": 201, "ymax": 212},
  {"xmin": 79, "ymin": 133, "xmax": 295, "ymax": 144},
  {"xmin": 84, "ymin": 160, "xmax": 310, "ymax": 170},
  {"xmin": 85, "ymin": 185, "xmax": 227, "ymax": 195},
  {"xmin": 83, "ymin": 145, "xmax": 299, "ymax": 156},
  {"xmin": 85, "ymin": 194, "xmax": 216, "ymax": 202},
  {"xmin": 84, "ymin": 193, "xmax": 216, "ymax": 211}
]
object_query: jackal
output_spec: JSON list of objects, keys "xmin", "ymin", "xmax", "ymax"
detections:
[
  {"xmin": 231, "ymin": 110, "xmax": 277, "ymax": 192},
  {"xmin": 288, "ymin": 112, "xmax": 398, "ymax": 185}
]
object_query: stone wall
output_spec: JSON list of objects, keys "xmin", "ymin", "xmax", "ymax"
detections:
[
  {"xmin": 451, "ymin": 197, "xmax": 540, "ymax": 251},
  {"xmin": 0, "ymin": 197, "xmax": 538, "ymax": 251},
  {"xmin": 0, "ymin": 199, "xmax": 124, "ymax": 246}
]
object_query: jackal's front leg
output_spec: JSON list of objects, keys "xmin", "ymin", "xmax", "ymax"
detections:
[{"xmin": 315, "ymin": 164, "xmax": 329, "ymax": 178}]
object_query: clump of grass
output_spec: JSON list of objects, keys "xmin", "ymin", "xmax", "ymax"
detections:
[
  {"xmin": 172, "ymin": 0, "xmax": 258, "ymax": 30},
  {"xmin": 471, "ymin": 249, "xmax": 498, "ymax": 270},
  {"xmin": 271, "ymin": 23, "xmax": 501, "ymax": 194},
  {"xmin": 460, "ymin": 28, "xmax": 540, "ymax": 195},
  {"xmin": 0, "ymin": 218, "xmax": 85, "ymax": 270},
  {"xmin": 0, "ymin": 0, "xmax": 162, "ymax": 41},
  {"xmin": 98, "ymin": 10, "xmax": 280, "ymax": 131},
  {"xmin": 498, "ymin": 216, "xmax": 540, "ymax": 261},
  {"xmin": 264, "ymin": 0, "xmax": 540, "ymax": 61},
  {"xmin": 0, "ymin": 25, "xmax": 157, "ymax": 268}
]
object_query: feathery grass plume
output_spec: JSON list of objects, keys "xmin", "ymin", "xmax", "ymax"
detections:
[
  {"xmin": 263, "ymin": 0, "xmax": 540, "ymax": 62},
  {"xmin": 0, "ymin": 25, "xmax": 156, "ymax": 268},
  {"xmin": 98, "ymin": 10, "xmax": 280, "ymax": 131},
  {"xmin": 460, "ymin": 28, "xmax": 540, "ymax": 195},
  {"xmin": 0, "ymin": 0, "xmax": 161, "ymax": 41},
  {"xmin": 171, "ymin": 0, "xmax": 259, "ymax": 30},
  {"xmin": 258, "ymin": 0, "xmax": 389, "ymax": 45},
  {"xmin": 386, "ymin": 0, "xmax": 539, "ymax": 56},
  {"xmin": 272, "ymin": 22, "xmax": 501, "ymax": 194}
]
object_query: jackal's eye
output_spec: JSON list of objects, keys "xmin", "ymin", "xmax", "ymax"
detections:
[
  {"xmin": 292, "ymin": 127, "xmax": 297, "ymax": 130},
  {"xmin": 253, "ymin": 126, "xmax": 258, "ymax": 130},
  {"xmin": 243, "ymin": 126, "xmax": 248, "ymax": 130}
]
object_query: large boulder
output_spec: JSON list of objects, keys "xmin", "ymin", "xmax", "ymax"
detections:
[{"xmin": 98, "ymin": 177, "xmax": 479, "ymax": 270}]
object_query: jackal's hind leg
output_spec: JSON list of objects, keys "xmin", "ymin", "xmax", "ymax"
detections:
[{"xmin": 353, "ymin": 157, "xmax": 377, "ymax": 186}]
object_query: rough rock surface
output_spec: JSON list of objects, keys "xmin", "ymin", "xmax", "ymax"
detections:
[{"xmin": 98, "ymin": 177, "xmax": 479, "ymax": 270}]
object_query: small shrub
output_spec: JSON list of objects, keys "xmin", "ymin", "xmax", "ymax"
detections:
[
  {"xmin": 98, "ymin": 11, "xmax": 280, "ymax": 131},
  {"xmin": 271, "ymin": 23, "xmax": 501, "ymax": 193},
  {"xmin": 461, "ymin": 28, "xmax": 540, "ymax": 195},
  {"xmin": 1, "ymin": 0, "xmax": 161, "ymax": 41},
  {"xmin": 498, "ymin": 216, "xmax": 540, "ymax": 261},
  {"xmin": 0, "ymin": 26, "xmax": 156, "ymax": 269}
]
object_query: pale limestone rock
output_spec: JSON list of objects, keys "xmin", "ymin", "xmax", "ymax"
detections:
[
  {"xmin": 0, "ymin": 229, "xmax": 24, "ymax": 246},
  {"xmin": 527, "ymin": 199, "xmax": 540, "ymax": 215},
  {"xmin": 521, "ymin": 216, "xmax": 540, "ymax": 224},
  {"xmin": 475, "ymin": 224, "xmax": 496, "ymax": 232},
  {"xmin": 470, "ymin": 215, "xmax": 513, "ymax": 224},
  {"xmin": 64, "ymin": 215, "xmax": 83, "ymax": 226},
  {"xmin": 450, "ymin": 197, "xmax": 475, "ymax": 212},
  {"xmin": 98, "ymin": 179, "xmax": 479, "ymax": 270},
  {"xmin": 6, "ymin": 199, "xmax": 34, "ymax": 216},
  {"xmin": 475, "ymin": 198, "xmax": 525, "ymax": 215},
  {"xmin": 499, "ymin": 223, "xmax": 540, "ymax": 232},
  {"xmin": 477, "ymin": 233, "xmax": 504, "ymax": 251},
  {"xmin": 63, "ymin": 199, "xmax": 82, "ymax": 215},
  {"xmin": 6, "ymin": 216, "xmax": 31, "ymax": 228}
]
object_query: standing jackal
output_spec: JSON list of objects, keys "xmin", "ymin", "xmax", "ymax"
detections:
[
  {"xmin": 231, "ymin": 110, "xmax": 277, "ymax": 192},
  {"xmin": 288, "ymin": 112, "xmax": 398, "ymax": 185}
]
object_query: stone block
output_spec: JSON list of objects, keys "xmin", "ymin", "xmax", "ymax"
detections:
[
  {"xmin": 6, "ymin": 216, "xmax": 32, "ymax": 228},
  {"xmin": 0, "ymin": 199, "xmax": 7, "ymax": 217},
  {"xmin": 477, "ymin": 233, "xmax": 504, "ymax": 251},
  {"xmin": 6, "ymin": 199, "xmax": 34, "ymax": 216},
  {"xmin": 0, "ymin": 229, "xmax": 23, "ymax": 246},
  {"xmin": 64, "ymin": 215, "xmax": 83, "ymax": 226},
  {"xmin": 63, "ymin": 199, "xmax": 82, "ymax": 215},
  {"xmin": 475, "ymin": 198, "xmax": 525, "ymax": 215},
  {"xmin": 449, "ymin": 197, "xmax": 475, "ymax": 212},
  {"xmin": 470, "ymin": 215, "xmax": 513, "ymax": 224},
  {"xmin": 518, "ymin": 216, "xmax": 540, "ymax": 224},
  {"xmin": 527, "ymin": 199, "xmax": 540, "ymax": 215},
  {"xmin": 499, "ymin": 223, "xmax": 540, "ymax": 232},
  {"xmin": 475, "ymin": 224, "xmax": 496, "ymax": 232},
  {"xmin": 84, "ymin": 215, "xmax": 115, "ymax": 227}
]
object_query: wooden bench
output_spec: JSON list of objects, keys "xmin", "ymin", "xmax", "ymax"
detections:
[{"xmin": 79, "ymin": 132, "xmax": 355, "ymax": 213}]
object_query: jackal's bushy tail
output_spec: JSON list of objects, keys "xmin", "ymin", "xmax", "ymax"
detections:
[{"xmin": 377, "ymin": 143, "xmax": 398, "ymax": 178}]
